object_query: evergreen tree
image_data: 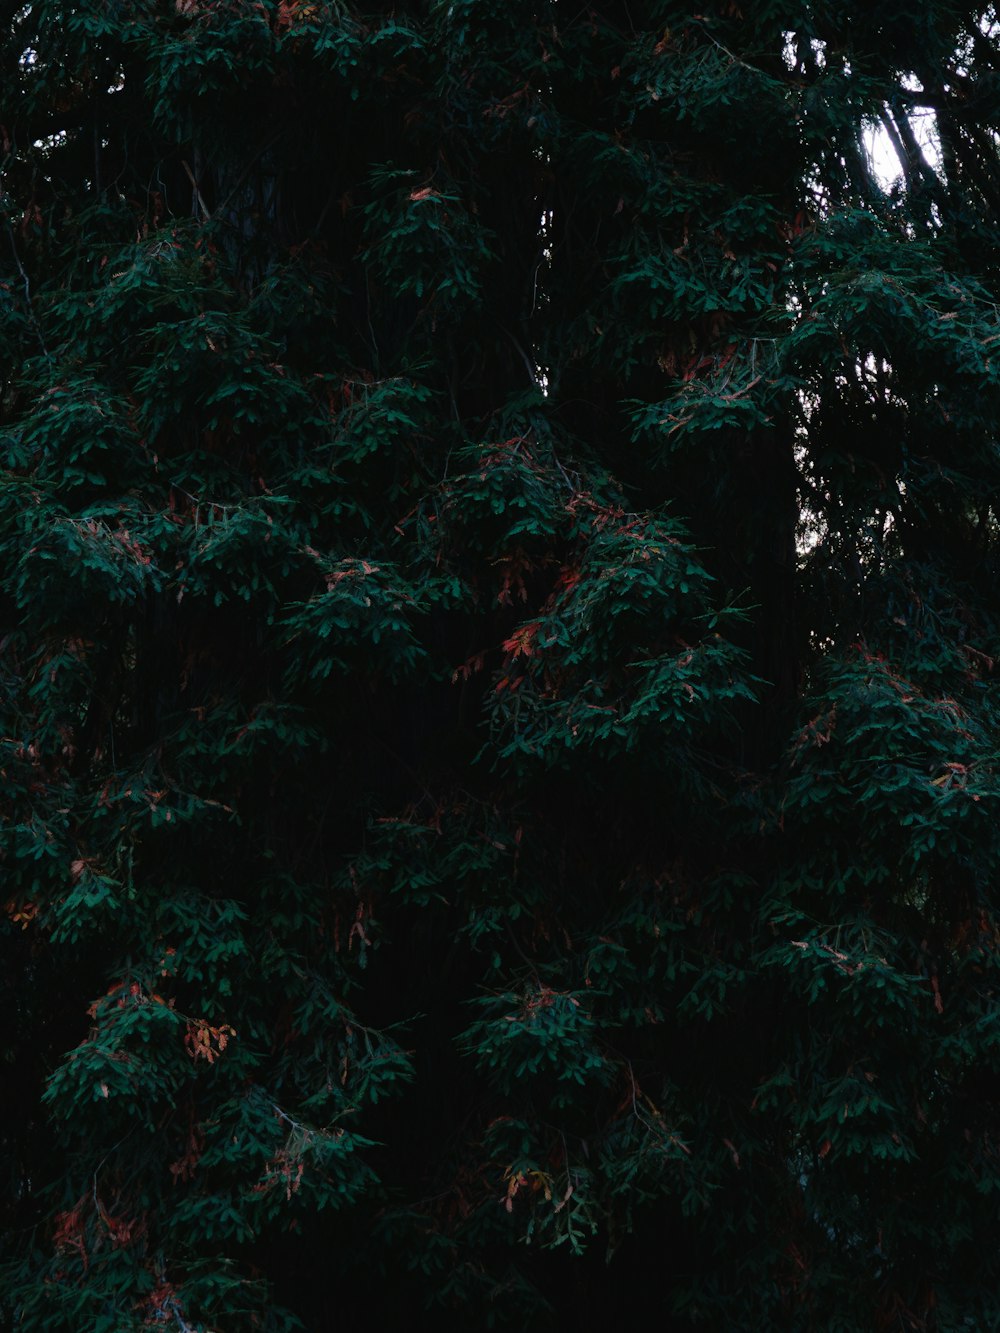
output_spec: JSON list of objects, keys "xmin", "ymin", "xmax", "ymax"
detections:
[{"xmin": 3, "ymin": 2, "xmax": 1000, "ymax": 1328}]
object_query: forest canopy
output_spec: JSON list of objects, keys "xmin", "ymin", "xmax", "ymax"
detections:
[{"xmin": 4, "ymin": 2, "xmax": 1000, "ymax": 1329}]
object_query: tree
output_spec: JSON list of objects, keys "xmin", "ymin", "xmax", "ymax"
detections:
[{"xmin": 3, "ymin": 1, "xmax": 1000, "ymax": 1328}]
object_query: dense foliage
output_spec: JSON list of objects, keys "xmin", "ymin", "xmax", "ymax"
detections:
[{"xmin": 4, "ymin": 1, "xmax": 1000, "ymax": 1328}]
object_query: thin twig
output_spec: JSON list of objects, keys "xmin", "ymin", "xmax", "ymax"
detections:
[
  {"xmin": 181, "ymin": 159, "xmax": 210, "ymax": 221},
  {"xmin": 7, "ymin": 222, "xmax": 51, "ymax": 360}
]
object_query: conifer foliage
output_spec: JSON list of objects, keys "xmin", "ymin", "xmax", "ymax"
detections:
[{"xmin": 4, "ymin": 2, "xmax": 1000, "ymax": 1328}]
